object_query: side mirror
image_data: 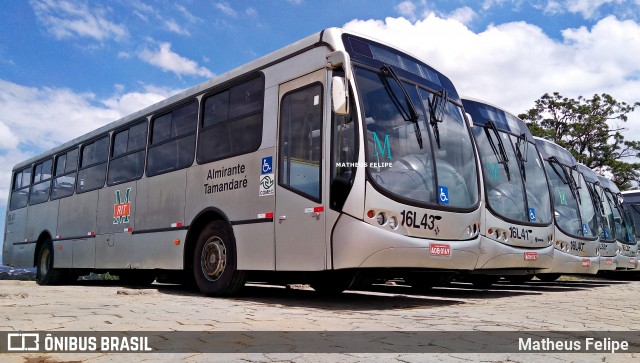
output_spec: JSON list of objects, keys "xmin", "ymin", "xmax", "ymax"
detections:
[
  {"xmin": 332, "ymin": 76, "xmax": 349, "ymax": 116},
  {"xmin": 465, "ymin": 112, "xmax": 474, "ymax": 128}
]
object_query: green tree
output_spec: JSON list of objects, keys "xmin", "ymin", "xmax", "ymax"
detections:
[{"xmin": 519, "ymin": 92, "xmax": 640, "ymax": 190}]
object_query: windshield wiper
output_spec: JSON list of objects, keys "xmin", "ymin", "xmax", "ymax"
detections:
[
  {"xmin": 483, "ymin": 121, "xmax": 511, "ymax": 181},
  {"xmin": 379, "ymin": 65, "xmax": 423, "ymax": 149},
  {"xmin": 514, "ymin": 133, "xmax": 528, "ymax": 181},
  {"xmin": 428, "ymin": 88, "xmax": 448, "ymax": 149}
]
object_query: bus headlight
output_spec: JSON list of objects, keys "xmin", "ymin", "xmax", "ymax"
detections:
[
  {"xmin": 376, "ymin": 212, "xmax": 387, "ymax": 225},
  {"xmin": 388, "ymin": 216, "xmax": 398, "ymax": 229}
]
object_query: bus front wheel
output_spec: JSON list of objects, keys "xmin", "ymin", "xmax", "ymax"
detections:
[
  {"xmin": 193, "ymin": 221, "xmax": 246, "ymax": 296},
  {"xmin": 36, "ymin": 240, "xmax": 64, "ymax": 285}
]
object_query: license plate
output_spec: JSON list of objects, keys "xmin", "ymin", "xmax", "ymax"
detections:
[
  {"xmin": 581, "ymin": 259, "xmax": 591, "ymax": 267},
  {"xmin": 430, "ymin": 243, "xmax": 450, "ymax": 256},
  {"xmin": 524, "ymin": 252, "xmax": 538, "ymax": 261}
]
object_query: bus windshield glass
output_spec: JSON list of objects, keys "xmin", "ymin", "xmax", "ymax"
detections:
[
  {"xmin": 354, "ymin": 67, "xmax": 478, "ymax": 208},
  {"xmin": 545, "ymin": 158, "xmax": 584, "ymax": 236},
  {"xmin": 573, "ymin": 169, "xmax": 598, "ymax": 237}
]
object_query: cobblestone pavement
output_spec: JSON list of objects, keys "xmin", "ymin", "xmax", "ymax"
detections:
[{"xmin": 1, "ymin": 277, "xmax": 639, "ymax": 362}]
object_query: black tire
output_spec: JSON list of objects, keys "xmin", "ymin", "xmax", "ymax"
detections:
[
  {"xmin": 119, "ymin": 270, "xmax": 156, "ymax": 286},
  {"xmin": 536, "ymin": 273, "xmax": 561, "ymax": 282},
  {"xmin": 36, "ymin": 240, "xmax": 64, "ymax": 285},
  {"xmin": 193, "ymin": 220, "xmax": 246, "ymax": 296},
  {"xmin": 506, "ymin": 274, "xmax": 534, "ymax": 284},
  {"xmin": 469, "ymin": 275, "xmax": 499, "ymax": 288},
  {"xmin": 310, "ymin": 271, "xmax": 356, "ymax": 295}
]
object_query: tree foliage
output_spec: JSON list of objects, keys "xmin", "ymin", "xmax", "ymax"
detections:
[{"xmin": 519, "ymin": 92, "xmax": 640, "ymax": 190}]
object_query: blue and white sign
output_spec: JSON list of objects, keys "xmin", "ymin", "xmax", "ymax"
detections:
[
  {"xmin": 604, "ymin": 229, "xmax": 610, "ymax": 239},
  {"xmin": 582, "ymin": 223, "xmax": 589, "ymax": 235},
  {"xmin": 529, "ymin": 208, "xmax": 537, "ymax": 222},
  {"xmin": 261, "ymin": 156, "xmax": 273, "ymax": 174},
  {"xmin": 438, "ymin": 186, "xmax": 449, "ymax": 205}
]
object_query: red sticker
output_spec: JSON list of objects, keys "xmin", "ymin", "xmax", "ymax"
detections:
[
  {"xmin": 524, "ymin": 252, "xmax": 538, "ymax": 261},
  {"xmin": 581, "ymin": 259, "xmax": 591, "ymax": 267},
  {"xmin": 430, "ymin": 243, "xmax": 450, "ymax": 256}
]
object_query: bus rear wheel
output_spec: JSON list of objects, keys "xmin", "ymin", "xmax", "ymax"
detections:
[
  {"xmin": 36, "ymin": 240, "xmax": 64, "ymax": 285},
  {"xmin": 193, "ymin": 221, "xmax": 246, "ymax": 296}
]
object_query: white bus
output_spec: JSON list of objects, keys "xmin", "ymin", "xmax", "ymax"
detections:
[
  {"xmin": 461, "ymin": 98, "xmax": 554, "ymax": 286},
  {"xmin": 575, "ymin": 164, "xmax": 617, "ymax": 271},
  {"xmin": 599, "ymin": 178, "xmax": 638, "ymax": 270},
  {"xmin": 534, "ymin": 138, "xmax": 600, "ymax": 281},
  {"xmin": 3, "ymin": 28, "xmax": 482, "ymax": 296},
  {"xmin": 621, "ymin": 190, "xmax": 640, "ymax": 272}
]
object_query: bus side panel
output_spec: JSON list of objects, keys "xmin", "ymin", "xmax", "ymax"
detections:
[
  {"xmin": 96, "ymin": 181, "xmax": 137, "ymax": 234},
  {"xmin": 95, "ymin": 182, "xmax": 137, "ymax": 269},
  {"xmin": 135, "ymin": 170, "xmax": 187, "ymax": 231},
  {"xmin": 52, "ymin": 240, "xmax": 72, "ymax": 268},
  {"xmin": 128, "ymin": 230, "xmax": 185, "ymax": 269},
  {"xmin": 185, "ymin": 150, "xmax": 276, "ymax": 271},
  {"xmin": 4, "ymin": 207, "xmax": 28, "ymax": 267},
  {"xmin": 57, "ymin": 192, "xmax": 99, "ymax": 238},
  {"xmin": 26, "ymin": 200, "xmax": 59, "ymax": 242}
]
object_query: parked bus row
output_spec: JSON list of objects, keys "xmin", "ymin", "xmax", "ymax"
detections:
[{"xmin": 3, "ymin": 28, "xmax": 638, "ymax": 296}]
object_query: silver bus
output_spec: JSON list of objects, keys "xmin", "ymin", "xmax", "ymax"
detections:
[
  {"xmin": 534, "ymin": 138, "xmax": 599, "ymax": 281},
  {"xmin": 3, "ymin": 28, "xmax": 482, "ymax": 296},
  {"xmin": 599, "ymin": 177, "xmax": 638, "ymax": 270},
  {"xmin": 621, "ymin": 190, "xmax": 640, "ymax": 272},
  {"xmin": 461, "ymin": 98, "xmax": 554, "ymax": 286},
  {"xmin": 575, "ymin": 164, "xmax": 617, "ymax": 271}
]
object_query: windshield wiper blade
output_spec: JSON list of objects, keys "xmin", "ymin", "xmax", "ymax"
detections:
[
  {"xmin": 428, "ymin": 88, "xmax": 448, "ymax": 149},
  {"xmin": 514, "ymin": 133, "xmax": 528, "ymax": 181},
  {"xmin": 483, "ymin": 121, "xmax": 511, "ymax": 181},
  {"xmin": 379, "ymin": 65, "xmax": 423, "ymax": 149}
]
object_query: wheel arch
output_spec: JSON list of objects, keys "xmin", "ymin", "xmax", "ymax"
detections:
[
  {"xmin": 184, "ymin": 207, "xmax": 233, "ymax": 271},
  {"xmin": 33, "ymin": 230, "xmax": 53, "ymax": 267}
]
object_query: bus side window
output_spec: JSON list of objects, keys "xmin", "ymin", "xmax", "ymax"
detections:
[
  {"xmin": 51, "ymin": 148, "xmax": 78, "ymax": 200},
  {"xmin": 77, "ymin": 136, "xmax": 109, "ymax": 193},
  {"xmin": 10, "ymin": 168, "xmax": 30, "ymax": 210},
  {"xmin": 147, "ymin": 101, "xmax": 197, "ymax": 176},
  {"xmin": 330, "ymin": 87, "xmax": 357, "ymax": 211},
  {"xmin": 107, "ymin": 121, "xmax": 147, "ymax": 185},
  {"xmin": 278, "ymin": 83, "xmax": 323, "ymax": 202},
  {"xmin": 29, "ymin": 158, "xmax": 53, "ymax": 205},
  {"xmin": 198, "ymin": 76, "xmax": 264, "ymax": 164}
]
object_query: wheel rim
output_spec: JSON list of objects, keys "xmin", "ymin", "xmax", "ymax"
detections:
[
  {"xmin": 40, "ymin": 248, "xmax": 50, "ymax": 277},
  {"xmin": 200, "ymin": 236, "xmax": 227, "ymax": 282}
]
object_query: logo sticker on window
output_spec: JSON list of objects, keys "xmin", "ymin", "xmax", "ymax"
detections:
[
  {"xmin": 529, "ymin": 208, "xmax": 536, "ymax": 222},
  {"xmin": 438, "ymin": 186, "xmax": 449, "ymax": 205},
  {"xmin": 259, "ymin": 156, "xmax": 274, "ymax": 197},
  {"xmin": 487, "ymin": 162, "xmax": 500, "ymax": 181},
  {"xmin": 582, "ymin": 223, "xmax": 589, "ymax": 235},
  {"xmin": 113, "ymin": 188, "xmax": 131, "ymax": 225}
]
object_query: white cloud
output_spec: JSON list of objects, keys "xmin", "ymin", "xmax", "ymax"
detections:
[
  {"xmin": 138, "ymin": 42, "xmax": 214, "ymax": 78},
  {"xmin": 542, "ymin": 0, "xmax": 564, "ymax": 15},
  {"xmin": 566, "ymin": 0, "xmax": 623, "ymax": 19},
  {"xmin": 343, "ymin": 13, "xmax": 640, "ymax": 142},
  {"xmin": 448, "ymin": 6, "xmax": 477, "ymax": 25},
  {"xmin": 215, "ymin": 2, "xmax": 238, "ymax": 17},
  {"xmin": 246, "ymin": 7, "xmax": 258, "ymax": 18},
  {"xmin": 30, "ymin": 0, "xmax": 128, "ymax": 41},
  {"xmin": 164, "ymin": 19, "xmax": 191, "ymax": 36},
  {"xmin": 395, "ymin": 1, "xmax": 418, "ymax": 21},
  {"xmin": 176, "ymin": 4, "xmax": 202, "ymax": 23},
  {"xmin": 0, "ymin": 80, "xmax": 181, "ymax": 207}
]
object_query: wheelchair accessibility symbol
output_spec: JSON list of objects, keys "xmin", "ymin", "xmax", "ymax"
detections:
[
  {"xmin": 438, "ymin": 186, "xmax": 449, "ymax": 205},
  {"xmin": 529, "ymin": 208, "xmax": 536, "ymax": 222},
  {"xmin": 582, "ymin": 223, "xmax": 589, "ymax": 236},
  {"xmin": 261, "ymin": 156, "xmax": 273, "ymax": 174}
]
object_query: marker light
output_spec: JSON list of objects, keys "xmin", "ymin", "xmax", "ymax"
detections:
[{"xmin": 367, "ymin": 210, "xmax": 375, "ymax": 219}]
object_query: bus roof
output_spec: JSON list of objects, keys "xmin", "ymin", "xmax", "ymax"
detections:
[
  {"xmin": 13, "ymin": 27, "xmax": 460, "ymax": 171},
  {"xmin": 534, "ymin": 137, "xmax": 577, "ymax": 166}
]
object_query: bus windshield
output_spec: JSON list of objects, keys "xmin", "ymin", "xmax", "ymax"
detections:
[
  {"xmin": 595, "ymin": 184, "xmax": 616, "ymax": 240},
  {"xmin": 573, "ymin": 169, "xmax": 598, "ymax": 237},
  {"xmin": 472, "ymin": 127, "xmax": 551, "ymax": 224},
  {"xmin": 354, "ymin": 66, "xmax": 478, "ymax": 208},
  {"xmin": 545, "ymin": 159, "xmax": 584, "ymax": 236}
]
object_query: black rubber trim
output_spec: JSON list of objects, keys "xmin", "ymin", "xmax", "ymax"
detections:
[
  {"xmin": 231, "ymin": 218, "xmax": 274, "ymax": 226},
  {"xmin": 52, "ymin": 235, "xmax": 96, "ymax": 242},
  {"xmin": 132, "ymin": 225, "xmax": 189, "ymax": 235},
  {"xmin": 12, "ymin": 241, "xmax": 37, "ymax": 245}
]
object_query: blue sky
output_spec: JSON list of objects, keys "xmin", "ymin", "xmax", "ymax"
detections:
[{"xmin": 1, "ymin": 0, "xmax": 640, "ymax": 255}]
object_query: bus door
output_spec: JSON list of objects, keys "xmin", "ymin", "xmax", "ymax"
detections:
[{"xmin": 275, "ymin": 70, "xmax": 327, "ymax": 270}]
